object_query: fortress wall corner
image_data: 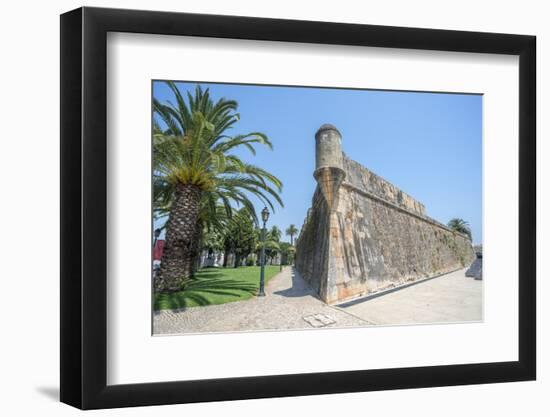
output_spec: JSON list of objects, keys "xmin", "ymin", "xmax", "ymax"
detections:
[{"xmin": 295, "ymin": 125, "xmax": 475, "ymax": 305}]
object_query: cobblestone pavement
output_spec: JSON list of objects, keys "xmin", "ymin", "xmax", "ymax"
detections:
[{"xmin": 153, "ymin": 267, "xmax": 370, "ymax": 335}]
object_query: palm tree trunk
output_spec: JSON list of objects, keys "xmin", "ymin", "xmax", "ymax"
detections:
[
  {"xmin": 222, "ymin": 248, "xmax": 229, "ymax": 267},
  {"xmin": 155, "ymin": 183, "xmax": 202, "ymax": 292},
  {"xmin": 190, "ymin": 224, "xmax": 202, "ymax": 275}
]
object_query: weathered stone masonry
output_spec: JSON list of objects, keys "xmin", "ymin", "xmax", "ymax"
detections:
[{"xmin": 295, "ymin": 124, "xmax": 474, "ymax": 304}]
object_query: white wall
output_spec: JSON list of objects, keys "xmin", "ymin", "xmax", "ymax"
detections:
[{"xmin": 0, "ymin": 0, "xmax": 546, "ymax": 415}]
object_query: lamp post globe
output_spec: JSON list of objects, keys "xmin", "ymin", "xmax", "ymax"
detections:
[
  {"xmin": 261, "ymin": 206, "xmax": 270, "ymax": 223},
  {"xmin": 258, "ymin": 207, "xmax": 270, "ymax": 297}
]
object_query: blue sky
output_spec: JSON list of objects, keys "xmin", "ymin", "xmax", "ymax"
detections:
[{"xmin": 153, "ymin": 81, "xmax": 482, "ymax": 245}]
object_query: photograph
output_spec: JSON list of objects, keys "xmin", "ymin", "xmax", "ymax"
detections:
[{"xmin": 151, "ymin": 80, "xmax": 483, "ymax": 335}]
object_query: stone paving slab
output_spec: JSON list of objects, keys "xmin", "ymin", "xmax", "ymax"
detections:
[{"xmin": 303, "ymin": 313, "xmax": 337, "ymax": 328}]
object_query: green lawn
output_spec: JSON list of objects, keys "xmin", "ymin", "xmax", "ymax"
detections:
[{"xmin": 154, "ymin": 265, "xmax": 280, "ymax": 310}]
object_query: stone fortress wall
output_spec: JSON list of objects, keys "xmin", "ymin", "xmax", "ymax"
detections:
[{"xmin": 295, "ymin": 124, "xmax": 475, "ymax": 305}]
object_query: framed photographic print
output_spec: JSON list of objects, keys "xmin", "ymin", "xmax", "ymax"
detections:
[{"xmin": 60, "ymin": 6, "xmax": 536, "ymax": 409}]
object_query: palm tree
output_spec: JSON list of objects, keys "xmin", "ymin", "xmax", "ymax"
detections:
[
  {"xmin": 447, "ymin": 218, "xmax": 472, "ymax": 240},
  {"xmin": 269, "ymin": 226, "xmax": 282, "ymax": 242},
  {"xmin": 267, "ymin": 226, "xmax": 282, "ymax": 264},
  {"xmin": 285, "ymin": 224, "xmax": 299, "ymax": 245},
  {"xmin": 255, "ymin": 237, "xmax": 280, "ymax": 265},
  {"xmin": 279, "ymin": 241, "xmax": 296, "ymax": 265},
  {"xmin": 153, "ymin": 82, "xmax": 283, "ymax": 292}
]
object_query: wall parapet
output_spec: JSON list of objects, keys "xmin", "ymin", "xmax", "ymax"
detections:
[
  {"xmin": 340, "ymin": 181, "xmax": 470, "ymax": 241},
  {"xmin": 343, "ymin": 156, "xmax": 427, "ymax": 216}
]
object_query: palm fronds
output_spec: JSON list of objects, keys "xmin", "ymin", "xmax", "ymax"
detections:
[
  {"xmin": 153, "ymin": 81, "xmax": 283, "ymax": 232},
  {"xmin": 447, "ymin": 218, "xmax": 472, "ymax": 240}
]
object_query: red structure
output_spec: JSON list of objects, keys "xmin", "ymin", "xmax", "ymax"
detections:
[{"xmin": 153, "ymin": 239, "xmax": 165, "ymax": 261}]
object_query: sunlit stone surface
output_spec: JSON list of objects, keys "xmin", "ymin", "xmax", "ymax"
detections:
[{"xmin": 295, "ymin": 125, "xmax": 475, "ymax": 304}]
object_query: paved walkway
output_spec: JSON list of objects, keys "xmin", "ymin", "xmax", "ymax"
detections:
[
  {"xmin": 153, "ymin": 267, "xmax": 368, "ymax": 335},
  {"xmin": 337, "ymin": 268, "xmax": 483, "ymax": 325},
  {"xmin": 153, "ymin": 267, "xmax": 482, "ymax": 335}
]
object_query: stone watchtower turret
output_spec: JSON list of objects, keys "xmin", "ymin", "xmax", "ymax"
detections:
[{"xmin": 313, "ymin": 124, "xmax": 346, "ymax": 211}]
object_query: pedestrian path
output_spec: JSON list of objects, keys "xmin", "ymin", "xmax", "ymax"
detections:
[
  {"xmin": 337, "ymin": 268, "xmax": 483, "ymax": 325},
  {"xmin": 153, "ymin": 267, "xmax": 367, "ymax": 335},
  {"xmin": 153, "ymin": 266, "xmax": 482, "ymax": 335}
]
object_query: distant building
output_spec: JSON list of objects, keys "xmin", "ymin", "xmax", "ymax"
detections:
[{"xmin": 153, "ymin": 239, "xmax": 165, "ymax": 261}]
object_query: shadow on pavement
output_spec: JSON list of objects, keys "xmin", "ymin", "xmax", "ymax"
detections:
[{"xmin": 273, "ymin": 268, "xmax": 316, "ymax": 298}]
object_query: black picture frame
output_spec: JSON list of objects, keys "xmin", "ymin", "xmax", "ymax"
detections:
[{"xmin": 60, "ymin": 6, "xmax": 536, "ymax": 410}]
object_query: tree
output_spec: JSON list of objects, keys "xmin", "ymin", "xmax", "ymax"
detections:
[
  {"xmin": 269, "ymin": 226, "xmax": 282, "ymax": 242},
  {"xmin": 447, "ymin": 218, "xmax": 472, "ymax": 240},
  {"xmin": 279, "ymin": 241, "xmax": 296, "ymax": 265},
  {"xmin": 285, "ymin": 224, "xmax": 299, "ymax": 245},
  {"xmin": 200, "ymin": 227, "xmax": 224, "ymax": 264},
  {"xmin": 256, "ymin": 227, "xmax": 282, "ymax": 265},
  {"xmin": 153, "ymin": 82, "xmax": 283, "ymax": 292},
  {"xmin": 223, "ymin": 209, "xmax": 257, "ymax": 268}
]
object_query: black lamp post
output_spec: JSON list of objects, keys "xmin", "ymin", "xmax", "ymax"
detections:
[
  {"xmin": 153, "ymin": 228, "xmax": 161, "ymax": 248},
  {"xmin": 258, "ymin": 206, "xmax": 270, "ymax": 297}
]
